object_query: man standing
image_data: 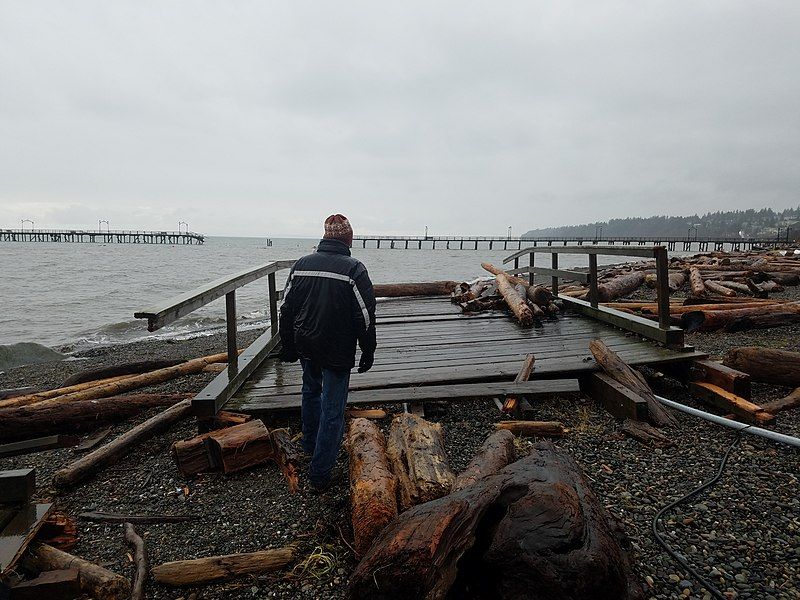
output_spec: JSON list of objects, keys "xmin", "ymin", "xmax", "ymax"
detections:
[{"xmin": 279, "ymin": 214, "xmax": 377, "ymax": 492}]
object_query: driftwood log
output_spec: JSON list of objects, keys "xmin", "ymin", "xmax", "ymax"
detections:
[
  {"xmin": 689, "ymin": 267, "xmax": 706, "ymax": 297},
  {"xmin": 0, "ymin": 393, "xmax": 191, "ymax": 442},
  {"xmin": 152, "ymin": 547, "xmax": 296, "ymax": 586},
  {"xmin": 346, "ymin": 418, "xmax": 398, "ymax": 556},
  {"xmin": 22, "ymin": 543, "xmax": 130, "ymax": 600},
  {"xmin": 208, "ymin": 419, "xmax": 274, "ymax": 474},
  {"xmin": 373, "ymin": 281, "xmax": 457, "ymax": 297},
  {"xmin": 123, "ymin": 523, "xmax": 147, "ymax": 600},
  {"xmin": 453, "ymin": 429, "xmax": 516, "ymax": 492},
  {"xmin": 621, "ymin": 419, "xmax": 674, "ymax": 448},
  {"xmin": 704, "ymin": 280, "xmax": 737, "ymax": 297},
  {"xmin": 495, "ymin": 420, "xmax": 567, "ymax": 437},
  {"xmin": 668, "ymin": 271, "xmax": 686, "ymax": 292},
  {"xmin": 682, "ymin": 304, "xmax": 800, "ymax": 332},
  {"xmin": 0, "ymin": 374, "xmax": 136, "ymax": 409},
  {"xmin": 481, "ymin": 262, "xmax": 528, "ymax": 286},
  {"xmin": 761, "ymin": 387, "xmax": 800, "ymax": 415},
  {"xmin": 349, "ymin": 444, "xmax": 639, "ymax": 600},
  {"xmin": 52, "ymin": 400, "xmax": 193, "ymax": 488},
  {"xmin": 723, "ymin": 347, "xmax": 800, "ymax": 386},
  {"xmin": 59, "ymin": 359, "xmax": 184, "ymax": 387},
  {"xmin": 387, "ymin": 413, "xmax": 455, "ymax": 511},
  {"xmin": 596, "ymin": 272, "xmax": 646, "ymax": 302},
  {"xmin": 589, "ymin": 340, "xmax": 677, "ymax": 428},
  {"xmin": 495, "ymin": 272, "xmax": 533, "ymax": 326}
]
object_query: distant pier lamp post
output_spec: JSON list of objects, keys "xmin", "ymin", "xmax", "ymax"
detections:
[
  {"xmin": 21, "ymin": 219, "xmax": 34, "ymax": 230},
  {"xmin": 595, "ymin": 225, "xmax": 603, "ymax": 239},
  {"xmin": 507, "ymin": 226, "xmax": 512, "ymax": 239},
  {"xmin": 777, "ymin": 226, "xmax": 783, "ymax": 241},
  {"xmin": 99, "ymin": 219, "xmax": 110, "ymax": 232},
  {"xmin": 179, "ymin": 221, "xmax": 188, "ymax": 234},
  {"xmin": 424, "ymin": 225, "xmax": 428, "ymax": 240}
]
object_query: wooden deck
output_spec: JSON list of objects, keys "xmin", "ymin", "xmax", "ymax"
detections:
[{"xmin": 229, "ymin": 296, "xmax": 706, "ymax": 415}]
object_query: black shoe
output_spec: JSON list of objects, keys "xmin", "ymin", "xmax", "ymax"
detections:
[{"xmin": 309, "ymin": 479, "xmax": 331, "ymax": 495}]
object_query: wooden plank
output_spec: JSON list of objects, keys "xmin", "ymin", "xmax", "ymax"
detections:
[
  {"xmin": 0, "ymin": 503, "xmax": 53, "ymax": 575},
  {"xmin": 9, "ymin": 568, "xmax": 80, "ymax": 599},
  {"xmin": 690, "ymin": 360, "xmax": 751, "ymax": 399},
  {"xmin": 581, "ymin": 373, "xmax": 648, "ymax": 421},
  {"xmin": 0, "ymin": 469, "xmax": 35, "ymax": 504},
  {"xmin": 0, "ymin": 436, "xmax": 79, "ymax": 459},
  {"xmin": 689, "ymin": 382, "xmax": 774, "ymax": 425},
  {"xmin": 134, "ymin": 259, "xmax": 295, "ymax": 331},
  {"xmin": 506, "ymin": 266, "xmax": 589, "ymax": 284},
  {"xmin": 238, "ymin": 379, "xmax": 582, "ymax": 412}
]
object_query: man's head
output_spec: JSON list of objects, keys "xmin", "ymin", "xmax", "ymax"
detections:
[{"xmin": 323, "ymin": 214, "xmax": 353, "ymax": 247}]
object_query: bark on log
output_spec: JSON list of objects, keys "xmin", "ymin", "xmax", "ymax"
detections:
[
  {"xmin": 495, "ymin": 272, "xmax": 533, "ymax": 326},
  {"xmin": 152, "ymin": 547, "xmax": 296, "ymax": 586},
  {"xmin": 22, "ymin": 543, "xmax": 130, "ymax": 600},
  {"xmin": 349, "ymin": 444, "xmax": 639, "ymax": 600},
  {"xmin": 620, "ymin": 419, "xmax": 673, "ymax": 448},
  {"xmin": 373, "ymin": 281, "xmax": 458, "ymax": 297},
  {"xmin": 682, "ymin": 305, "xmax": 800, "ymax": 332},
  {"xmin": 269, "ymin": 428, "xmax": 301, "ymax": 492},
  {"xmin": 453, "ymin": 429, "xmax": 516, "ymax": 492},
  {"xmin": 596, "ymin": 272, "xmax": 646, "ymax": 302},
  {"xmin": 760, "ymin": 387, "xmax": 800, "ymax": 415},
  {"xmin": 0, "ymin": 375, "xmax": 136, "ymax": 409},
  {"xmin": 387, "ymin": 413, "xmax": 455, "ymax": 512},
  {"xmin": 346, "ymin": 418, "xmax": 398, "ymax": 557},
  {"xmin": 589, "ymin": 340, "xmax": 677, "ymax": 428},
  {"xmin": 14, "ymin": 352, "xmax": 232, "ymax": 410},
  {"xmin": 502, "ymin": 353, "xmax": 535, "ymax": 413},
  {"xmin": 526, "ymin": 285, "xmax": 553, "ymax": 306},
  {"xmin": 495, "ymin": 420, "xmax": 567, "ymax": 437},
  {"xmin": 207, "ymin": 420, "xmax": 274, "ymax": 474},
  {"xmin": 0, "ymin": 394, "xmax": 190, "ymax": 442},
  {"xmin": 59, "ymin": 360, "xmax": 184, "ymax": 387},
  {"xmin": 668, "ymin": 272, "xmax": 686, "ymax": 292},
  {"xmin": 123, "ymin": 523, "xmax": 147, "ymax": 600},
  {"xmin": 172, "ymin": 431, "xmax": 216, "ymax": 476},
  {"xmin": 689, "ymin": 267, "xmax": 707, "ymax": 297},
  {"xmin": 481, "ymin": 262, "xmax": 528, "ymax": 286},
  {"xmin": 52, "ymin": 399, "xmax": 193, "ymax": 488},
  {"xmin": 704, "ymin": 280, "xmax": 737, "ymax": 297},
  {"xmin": 723, "ymin": 347, "xmax": 800, "ymax": 386}
]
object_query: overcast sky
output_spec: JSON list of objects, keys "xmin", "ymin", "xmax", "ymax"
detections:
[{"xmin": 1, "ymin": 2, "xmax": 798, "ymax": 237}]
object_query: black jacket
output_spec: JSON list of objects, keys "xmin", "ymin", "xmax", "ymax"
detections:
[{"xmin": 279, "ymin": 239, "xmax": 377, "ymax": 371}]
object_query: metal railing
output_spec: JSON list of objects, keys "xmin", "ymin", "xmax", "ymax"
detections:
[
  {"xmin": 503, "ymin": 245, "xmax": 684, "ymax": 349},
  {"xmin": 134, "ymin": 259, "xmax": 295, "ymax": 415}
]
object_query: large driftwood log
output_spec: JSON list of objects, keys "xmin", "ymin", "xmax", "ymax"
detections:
[
  {"xmin": 346, "ymin": 418, "xmax": 398, "ymax": 556},
  {"xmin": 0, "ymin": 375, "xmax": 135, "ymax": 409},
  {"xmin": 152, "ymin": 547, "xmax": 296, "ymax": 586},
  {"xmin": 481, "ymin": 262, "xmax": 528, "ymax": 286},
  {"xmin": 59, "ymin": 359, "xmax": 184, "ymax": 387},
  {"xmin": 0, "ymin": 393, "xmax": 191, "ymax": 442},
  {"xmin": 668, "ymin": 271, "xmax": 686, "ymax": 292},
  {"xmin": 681, "ymin": 304, "xmax": 800, "ymax": 332},
  {"xmin": 760, "ymin": 387, "xmax": 800, "ymax": 415},
  {"xmin": 453, "ymin": 429, "xmax": 516, "ymax": 492},
  {"xmin": 349, "ymin": 444, "xmax": 639, "ymax": 600},
  {"xmin": 589, "ymin": 340, "xmax": 677, "ymax": 427},
  {"xmin": 387, "ymin": 413, "xmax": 455, "ymax": 511},
  {"xmin": 723, "ymin": 347, "xmax": 800, "ymax": 386},
  {"xmin": 123, "ymin": 523, "xmax": 147, "ymax": 600},
  {"xmin": 373, "ymin": 281, "xmax": 458, "ymax": 297},
  {"xmin": 22, "ymin": 543, "xmax": 130, "ymax": 600},
  {"xmin": 495, "ymin": 272, "xmax": 533, "ymax": 326},
  {"xmin": 596, "ymin": 272, "xmax": 645, "ymax": 302},
  {"xmin": 689, "ymin": 267, "xmax": 706, "ymax": 298},
  {"xmin": 52, "ymin": 400, "xmax": 193, "ymax": 488},
  {"xmin": 207, "ymin": 419, "xmax": 274, "ymax": 474},
  {"xmin": 704, "ymin": 280, "xmax": 737, "ymax": 297}
]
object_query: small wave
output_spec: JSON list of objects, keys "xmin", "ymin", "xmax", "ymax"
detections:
[{"xmin": 0, "ymin": 342, "xmax": 66, "ymax": 371}]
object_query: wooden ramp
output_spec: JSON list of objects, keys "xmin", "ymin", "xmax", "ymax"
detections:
[{"xmin": 229, "ymin": 296, "xmax": 706, "ymax": 415}]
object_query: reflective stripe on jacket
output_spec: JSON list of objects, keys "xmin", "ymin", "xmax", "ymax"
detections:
[{"xmin": 279, "ymin": 238, "xmax": 377, "ymax": 370}]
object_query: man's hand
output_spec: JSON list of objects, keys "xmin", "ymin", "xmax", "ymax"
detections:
[
  {"xmin": 280, "ymin": 347, "xmax": 299, "ymax": 363},
  {"xmin": 358, "ymin": 352, "xmax": 374, "ymax": 373}
]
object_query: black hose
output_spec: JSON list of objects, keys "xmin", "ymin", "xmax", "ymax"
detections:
[{"xmin": 651, "ymin": 429, "xmax": 747, "ymax": 600}]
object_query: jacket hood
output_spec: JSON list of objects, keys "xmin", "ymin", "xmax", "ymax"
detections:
[{"xmin": 317, "ymin": 238, "xmax": 351, "ymax": 256}]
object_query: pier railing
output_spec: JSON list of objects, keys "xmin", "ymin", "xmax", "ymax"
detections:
[
  {"xmin": 134, "ymin": 259, "xmax": 295, "ymax": 415},
  {"xmin": 503, "ymin": 245, "xmax": 684, "ymax": 349}
]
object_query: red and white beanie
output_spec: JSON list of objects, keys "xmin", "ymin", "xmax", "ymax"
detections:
[{"xmin": 323, "ymin": 214, "xmax": 353, "ymax": 247}]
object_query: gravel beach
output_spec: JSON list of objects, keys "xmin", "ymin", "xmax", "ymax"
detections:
[{"xmin": 1, "ymin": 301, "xmax": 799, "ymax": 599}]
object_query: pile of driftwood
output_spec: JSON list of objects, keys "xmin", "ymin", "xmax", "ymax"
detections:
[
  {"xmin": 561, "ymin": 250, "xmax": 800, "ymax": 332},
  {"xmin": 345, "ymin": 413, "xmax": 641, "ymax": 599},
  {"xmin": 452, "ymin": 262, "xmax": 559, "ymax": 326}
]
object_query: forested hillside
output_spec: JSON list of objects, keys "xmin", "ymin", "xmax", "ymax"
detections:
[{"xmin": 524, "ymin": 207, "xmax": 800, "ymax": 239}]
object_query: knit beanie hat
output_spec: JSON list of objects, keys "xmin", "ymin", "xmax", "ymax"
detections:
[{"xmin": 323, "ymin": 214, "xmax": 353, "ymax": 247}]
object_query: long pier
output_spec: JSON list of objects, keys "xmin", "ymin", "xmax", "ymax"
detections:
[
  {"xmin": 1, "ymin": 228, "xmax": 204, "ymax": 244},
  {"xmin": 353, "ymin": 234, "xmax": 784, "ymax": 252}
]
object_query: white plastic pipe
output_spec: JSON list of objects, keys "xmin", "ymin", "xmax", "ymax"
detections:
[{"xmin": 655, "ymin": 395, "xmax": 800, "ymax": 448}]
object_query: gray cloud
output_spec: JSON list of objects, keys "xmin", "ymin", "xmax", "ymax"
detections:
[{"xmin": 1, "ymin": 1, "xmax": 798, "ymax": 236}]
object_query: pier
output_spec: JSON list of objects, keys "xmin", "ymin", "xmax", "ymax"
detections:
[
  {"xmin": 353, "ymin": 234, "xmax": 785, "ymax": 252},
  {"xmin": 0, "ymin": 228, "xmax": 204, "ymax": 244}
]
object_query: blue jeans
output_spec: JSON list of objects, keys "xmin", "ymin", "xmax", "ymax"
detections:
[{"xmin": 300, "ymin": 358, "xmax": 351, "ymax": 487}]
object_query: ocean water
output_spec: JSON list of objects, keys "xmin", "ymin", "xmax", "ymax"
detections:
[{"xmin": 0, "ymin": 236, "xmax": 653, "ymax": 351}]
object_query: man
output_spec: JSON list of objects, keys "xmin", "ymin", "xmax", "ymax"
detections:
[{"xmin": 278, "ymin": 214, "xmax": 377, "ymax": 492}]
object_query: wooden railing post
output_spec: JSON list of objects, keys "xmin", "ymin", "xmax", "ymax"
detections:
[
  {"xmin": 225, "ymin": 291, "xmax": 238, "ymax": 372},
  {"xmin": 588, "ymin": 254, "xmax": 599, "ymax": 308},
  {"xmin": 528, "ymin": 252, "xmax": 534, "ymax": 286},
  {"xmin": 268, "ymin": 272, "xmax": 278, "ymax": 337},
  {"xmin": 551, "ymin": 253, "xmax": 559, "ymax": 296},
  {"xmin": 655, "ymin": 247, "xmax": 670, "ymax": 330}
]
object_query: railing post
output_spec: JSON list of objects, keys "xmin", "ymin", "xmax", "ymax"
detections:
[
  {"xmin": 551, "ymin": 253, "xmax": 559, "ymax": 296},
  {"xmin": 226, "ymin": 291, "xmax": 238, "ymax": 372},
  {"xmin": 528, "ymin": 252, "xmax": 534, "ymax": 286},
  {"xmin": 268, "ymin": 272, "xmax": 278, "ymax": 337},
  {"xmin": 655, "ymin": 247, "xmax": 670, "ymax": 330},
  {"xmin": 588, "ymin": 254, "xmax": 599, "ymax": 308}
]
